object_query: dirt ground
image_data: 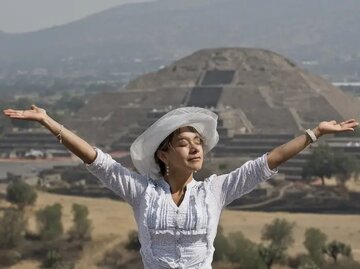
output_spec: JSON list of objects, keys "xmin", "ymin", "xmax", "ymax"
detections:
[{"xmin": 0, "ymin": 185, "xmax": 359, "ymax": 269}]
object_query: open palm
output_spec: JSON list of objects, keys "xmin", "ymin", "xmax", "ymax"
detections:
[
  {"xmin": 3, "ymin": 105, "xmax": 47, "ymax": 122},
  {"xmin": 318, "ymin": 119, "xmax": 358, "ymax": 135}
]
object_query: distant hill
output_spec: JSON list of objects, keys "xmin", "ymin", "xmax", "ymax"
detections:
[{"xmin": 0, "ymin": 0, "xmax": 359, "ymax": 80}]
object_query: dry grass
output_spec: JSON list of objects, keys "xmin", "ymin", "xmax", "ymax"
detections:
[
  {"xmin": 0, "ymin": 184, "xmax": 359, "ymax": 268},
  {"xmin": 221, "ymin": 210, "xmax": 360, "ymax": 260}
]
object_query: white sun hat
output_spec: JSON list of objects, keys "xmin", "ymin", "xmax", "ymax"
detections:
[{"xmin": 130, "ymin": 107, "xmax": 219, "ymax": 179}]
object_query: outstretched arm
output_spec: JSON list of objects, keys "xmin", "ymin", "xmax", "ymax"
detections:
[
  {"xmin": 3, "ymin": 105, "xmax": 96, "ymax": 164},
  {"xmin": 267, "ymin": 119, "xmax": 359, "ymax": 170}
]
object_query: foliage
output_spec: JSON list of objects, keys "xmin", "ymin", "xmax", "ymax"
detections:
[
  {"xmin": 323, "ymin": 240, "xmax": 352, "ymax": 263},
  {"xmin": 0, "ymin": 250, "xmax": 22, "ymax": 267},
  {"xmin": 299, "ymin": 255, "xmax": 321, "ymax": 269},
  {"xmin": 213, "ymin": 225, "xmax": 230, "ymax": 262},
  {"xmin": 322, "ymin": 258, "xmax": 360, "ymax": 269},
  {"xmin": 261, "ymin": 218, "xmax": 295, "ymax": 249},
  {"xmin": 36, "ymin": 203, "xmax": 63, "ymax": 241},
  {"xmin": 333, "ymin": 151, "xmax": 360, "ymax": 185},
  {"xmin": 6, "ymin": 180, "xmax": 37, "ymax": 209},
  {"xmin": 0, "ymin": 208, "xmax": 26, "ymax": 249},
  {"xmin": 258, "ymin": 243, "xmax": 285, "ymax": 269},
  {"xmin": 42, "ymin": 249, "xmax": 63, "ymax": 268},
  {"xmin": 124, "ymin": 230, "xmax": 141, "ymax": 251},
  {"xmin": 68, "ymin": 204, "xmax": 92, "ymax": 241},
  {"xmin": 302, "ymin": 145, "xmax": 335, "ymax": 185},
  {"xmin": 303, "ymin": 144, "xmax": 360, "ymax": 186},
  {"xmin": 227, "ymin": 231, "xmax": 265, "ymax": 269},
  {"xmin": 304, "ymin": 228, "xmax": 327, "ymax": 266},
  {"xmin": 258, "ymin": 218, "xmax": 295, "ymax": 269},
  {"xmin": 41, "ymin": 248, "xmax": 74, "ymax": 269}
]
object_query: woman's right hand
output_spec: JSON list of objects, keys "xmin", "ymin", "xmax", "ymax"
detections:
[
  {"xmin": 3, "ymin": 105, "xmax": 47, "ymax": 123},
  {"xmin": 4, "ymin": 104, "xmax": 97, "ymax": 163}
]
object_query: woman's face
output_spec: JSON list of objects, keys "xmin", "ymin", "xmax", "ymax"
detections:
[{"xmin": 159, "ymin": 127, "xmax": 204, "ymax": 175}]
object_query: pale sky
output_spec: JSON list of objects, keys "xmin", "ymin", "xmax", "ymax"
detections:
[{"xmin": 0, "ymin": 0, "xmax": 155, "ymax": 33}]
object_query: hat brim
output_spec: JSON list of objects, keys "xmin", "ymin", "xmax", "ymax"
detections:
[{"xmin": 130, "ymin": 107, "xmax": 219, "ymax": 179}]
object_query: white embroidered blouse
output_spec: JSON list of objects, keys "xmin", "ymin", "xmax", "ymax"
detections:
[{"xmin": 86, "ymin": 148, "xmax": 277, "ymax": 269}]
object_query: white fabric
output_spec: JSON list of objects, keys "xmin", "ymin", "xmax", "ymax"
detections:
[
  {"xmin": 86, "ymin": 148, "xmax": 277, "ymax": 269},
  {"xmin": 130, "ymin": 107, "xmax": 219, "ymax": 180}
]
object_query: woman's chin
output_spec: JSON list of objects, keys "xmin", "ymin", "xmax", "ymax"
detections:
[{"xmin": 188, "ymin": 164, "xmax": 202, "ymax": 172}]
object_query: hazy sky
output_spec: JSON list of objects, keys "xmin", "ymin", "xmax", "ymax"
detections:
[{"xmin": 0, "ymin": 0, "xmax": 155, "ymax": 33}]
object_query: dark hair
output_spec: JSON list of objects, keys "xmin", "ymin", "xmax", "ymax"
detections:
[{"xmin": 154, "ymin": 126, "xmax": 204, "ymax": 176}]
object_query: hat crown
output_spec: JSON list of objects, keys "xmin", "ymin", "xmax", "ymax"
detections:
[{"xmin": 130, "ymin": 107, "xmax": 219, "ymax": 179}]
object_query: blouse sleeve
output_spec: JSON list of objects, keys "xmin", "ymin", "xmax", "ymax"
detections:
[
  {"xmin": 85, "ymin": 148, "xmax": 148, "ymax": 207},
  {"xmin": 208, "ymin": 153, "xmax": 277, "ymax": 208}
]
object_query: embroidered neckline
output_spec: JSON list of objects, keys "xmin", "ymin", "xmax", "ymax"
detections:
[{"xmin": 157, "ymin": 177, "xmax": 196, "ymax": 192}]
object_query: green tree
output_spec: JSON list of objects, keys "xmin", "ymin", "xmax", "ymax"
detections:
[
  {"xmin": 333, "ymin": 152, "xmax": 360, "ymax": 186},
  {"xmin": 36, "ymin": 203, "xmax": 63, "ymax": 241},
  {"xmin": 302, "ymin": 145, "xmax": 335, "ymax": 185},
  {"xmin": 42, "ymin": 249, "xmax": 63, "ymax": 268},
  {"xmin": 213, "ymin": 225, "xmax": 230, "ymax": 262},
  {"xmin": 0, "ymin": 208, "xmax": 26, "ymax": 249},
  {"xmin": 304, "ymin": 228, "xmax": 327, "ymax": 266},
  {"xmin": 124, "ymin": 230, "xmax": 141, "ymax": 251},
  {"xmin": 41, "ymin": 249, "xmax": 74, "ymax": 269},
  {"xmin": 227, "ymin": 231, "xmax": 264, "ymax": 269},
  {"xmin": 299, "ymin": 256, "xmax": 321, "ymax": 269},
  {"xmin": 6, "ymin": 180, "xmax": 37, "ymax": 210},
  {"xmin": 259, "ymin": 218, "xmax": 295, "ymax": 269},
  {"xmin": 258, "ymin": 244, "xmax": 284, "ymax": 269},
  {"xmin": 261, "ymin": 218, "xmax": 295, "ymax": 249},
  {"xmin": 69, "ymin": 204, "xmax": 92, "ymax": 241},
  {"xmin": 323, "ymin": 240, "xmax": 352, "ymax": 263}
]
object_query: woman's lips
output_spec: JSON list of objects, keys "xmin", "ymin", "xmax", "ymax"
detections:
[{"xmin": 188, "ymin": 157, "xmax": 201, "ymax": 161}]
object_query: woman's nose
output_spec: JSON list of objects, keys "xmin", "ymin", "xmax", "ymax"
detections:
[{"xmin": 190, "ymin": 143, "xmax": 199, "ymax": 152}]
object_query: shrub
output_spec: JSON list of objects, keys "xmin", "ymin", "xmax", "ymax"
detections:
[
  {"xmin": 0, "ymin": 208, "xmax": 26, "ymax": 249},
  {"xmin": 6, "ymin": 180, "xmax": 37, "ymax": 209},
  {"xmin": 124, "ymin": 230, "xmax": 141, "ymax": 251},
  {"xmin": 323, "ymin": 240, "xmax": 352, "ymax": 263},
  {"xmin": 0, "ymin": 250, "xmax": 22, "ymax": 267},
  {"xmin": 304, "ymin": 228, "xmax": 327, "ymax": 266},
  {"xmin": 68, "ymin": 204, "xmax": 92, "ymax": 241},
  {"xmin": 227, "ymin": 231, "xmax": 264, "ymax": 269},
  {"xmin": 261, "ymin": 218, "xmax": 295, "ymax": 249},
  {"xmin": 36, "ymin": 203, "xmax": 63, "ymax": 241},
  {"xmin": 213, "ymin": 225, "xmax": 230, "ymax": 262}
]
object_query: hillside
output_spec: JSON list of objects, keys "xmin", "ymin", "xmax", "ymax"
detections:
[{"xmin": 0, "ymin": 0, "xmax": 359, "ymax": 80}]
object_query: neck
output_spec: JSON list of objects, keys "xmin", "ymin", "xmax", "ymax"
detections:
[{"xmin": 164, "ymin": 170, "xmax": 193, "ymax": 194}]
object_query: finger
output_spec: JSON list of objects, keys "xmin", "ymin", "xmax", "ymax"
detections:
[
  {"xmin": 3, "ymin": 109, "xmax": 16, "ymax": 114},
  {"xmin": 31, "ymin": 104, "xmax": 37, "ymax": 110},
  {"xmin": 330, "ymin": 120, "xmax": 337, "ymax": 125},
  {"xmin": 8, "ymin": 110, "xmax": 25, "ymax": 117},
  {"xmin": 7, "ymin": 112, "xmax": 26, "ymax": 119},
  {"xmin": 344, "ymin": 122, "xmax": 359, "ymax": 127},
  {"xmin": 340, "ymin": 119, "xmax": 356, "ymax": 125},
  {"xmin": 3, "ymin": 110, "xmax": 19, "ymax": 116}
]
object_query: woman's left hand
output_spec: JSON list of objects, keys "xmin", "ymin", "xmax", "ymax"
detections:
[{"xmin": 316, "ymin": 119, "xmax": 359, "ymax": 136}]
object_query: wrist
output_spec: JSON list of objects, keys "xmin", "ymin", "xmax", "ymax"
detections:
[
  {"xmin": 312, "ymin": 126, "xmax": 322, "ymax": 138},
  {"xmin": 39, "ymin": 114, "xmax": 52, "ymax": 127}
]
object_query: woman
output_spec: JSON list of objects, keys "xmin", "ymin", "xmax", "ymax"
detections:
[{"xmin": 3, "ymin": 105, "xmax": 358, "ymax": 268}]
